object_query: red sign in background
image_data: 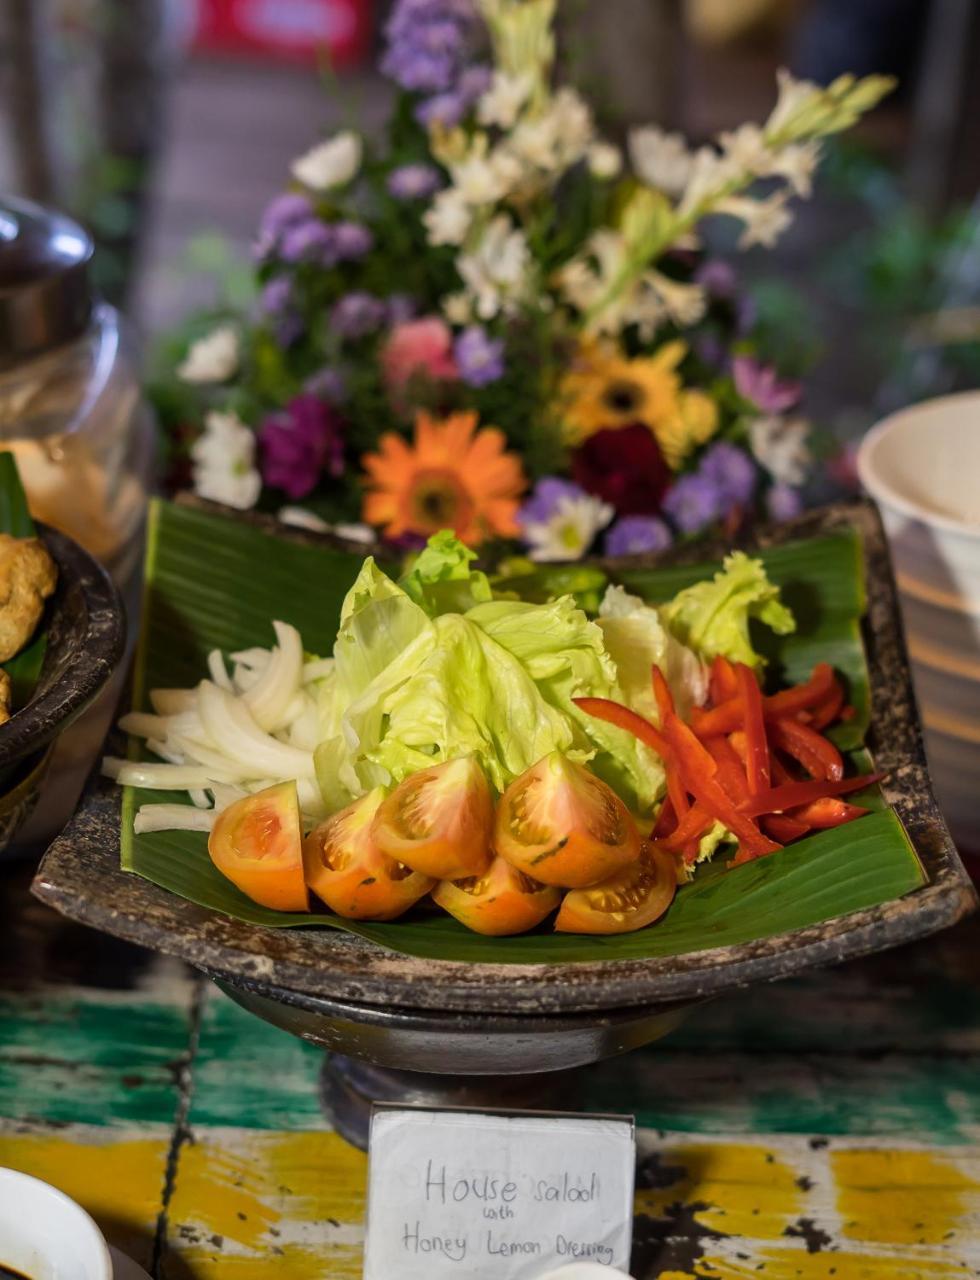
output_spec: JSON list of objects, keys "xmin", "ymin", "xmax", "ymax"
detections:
[{"xmin": 184, "ymin": 0, "xmax": 373, "ymax": 68}]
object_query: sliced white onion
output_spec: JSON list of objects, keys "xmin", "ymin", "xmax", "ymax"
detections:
[
  {"xmin": 208, "ymin": 649, "xmax": 233, "ymax": 691},
  {"xmin": 103, "ymin": 758, "xmax": 223, "ymax": 789},
  {"xmin": 196, "ymin": 680, "xmax": 315, "ymax": 778},
  {"xmin": 134, "ymin": 804, "xmax": 216, "ymax": 834},
  {"xmin": 208, "ymin": 782, "xmax": 248, "ymax": 810},
  {"xmin": 242, "ymin": 621, "xmax": 304, "ymax": 732},
  {"xmin": 120, "ymin": 712, "xmax": 171, "ymax": 739},
  {"xmin": 150, "ymin": 689, "xmax": 197, "ymax": 715},
  {"xmin": 230, "ymin": 647, "xmax": 272, "ymax": 668},
  {"xmin": 189, "ymin": 788, "xmax": 211, "ymax": 809},
  {"xmin": 303, "ymin": 657, "xmax": 334, "ymax": 683}
]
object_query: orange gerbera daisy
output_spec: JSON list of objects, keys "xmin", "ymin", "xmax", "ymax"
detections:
[{"xmin": 361, "ymin": 411, "xmax": 526, "ymax": 545}]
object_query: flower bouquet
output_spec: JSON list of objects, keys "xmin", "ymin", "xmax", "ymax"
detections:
[{"xmin": 158, "ymin": 0, "xmax": 892, "ymax": 561}]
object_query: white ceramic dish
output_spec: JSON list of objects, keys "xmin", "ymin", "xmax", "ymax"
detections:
[
  {"xmin": 858, "ymin": 391, "xmax": 980, "ymax": 606},
  {"xmin": 0, "ymin": 1168, "xmax": 112, "ymax": 1280}
]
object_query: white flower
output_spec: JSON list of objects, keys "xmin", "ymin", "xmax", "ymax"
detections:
[
  {"xmin": 478, "ymin": 70, "xmax": 533, "ymax": 129},
  {"xmin": 423, "ymin": 188, "xmax": 473, "ymax": 246},
  {"xmin": 191, "ymin": 411, "xmax": 261, "ymax": 510},
  {"xmin": 456, "ymin": 215, "xmax": 530, "ymax": 320},
  {"xmin": 677, "ymin": 145, "xmax": 741, "ymax": 216},
  {"xmin": 587, "ymin": 141, "xmax": 622, "ymax": 179},
  {"xmin": 719, "ymin": 123, "xmax": 771, "ymax": 173},
  {"xmin": 510, "ymin": 88, "xmax": 593, "ymax": 172},
  {"xmin": 522, "ymin": 493, "xmax": 614, "ymax": 562},
  {"xmin": 725, "ymin": 190, "xmax": 794, "ymax": 248},
  {"xmin": 451, "ymin": 143, "xmax": 523, "ymax": 204},
  {"xmin": 749, "ymin": 414, "xmax": 811, "ymax": 485},
  {"xmin": 649, "ymin": 272, "xmax": 707, "ymax": 327},
  {"xmin": 290, "ymin": 131, "xmax": 361, "ymax": 190},
  {"xmin": 628, "ymin": 126, "xmax": 694, "ymax": 196},
  {"xmin": 766, "ymin": 68, "xmax": 819, "ymax": 138},
  {"xmin": 177, "ymin": 325, "xmax": 239, "ymax": 384},
  {"xmin": 443, "ymin": 291, "xmax": 474, "ymax": 325},
  {"xmin": 764, "ymin": 140, "xmax": 821, "ymax": 197}
]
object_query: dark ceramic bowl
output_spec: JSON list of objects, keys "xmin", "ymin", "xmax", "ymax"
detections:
[{"xmin": 0, "ymin": 524, "xmax": 125, "ymax": 851}]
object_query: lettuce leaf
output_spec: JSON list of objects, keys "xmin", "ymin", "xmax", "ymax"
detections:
[
  {"xmin": 659, "ymin": 551, "xmax": 795, "ymax": 669},
  {"xmin": 400, "ymin": 529, "xmax": 493, "ymax": 616}
]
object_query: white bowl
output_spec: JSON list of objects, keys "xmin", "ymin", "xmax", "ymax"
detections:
[
  {"xmin": 0, "ymin": 1168, "xmax": 113, "ymax": 1280},
  {"xmin": 858, "ymin": 391, "xmax": 980, "ymax": 607}
]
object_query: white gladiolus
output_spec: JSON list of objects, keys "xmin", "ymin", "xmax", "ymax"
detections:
[
  {"xmin": 191, "ymin": 411, "xmax": 261, "ymax": 511},
  {"xmin": 749, "ymin": 414, "xmax": 811, "ymax": 485},
  {"xmin": 423, "ymin": 188, "xmax": 473, "ymax": 246},
  {"xmin": 628, "ymin": 126, "xmax": 694, "ymax": 196},
  {"xmin": 456, "ymin": 216, "xmax": 531, "ymax": 319},
  {"xmin": 720, "ymin": 191, "xmax": 794, "ymax": 249},
  {"xmin": 177, "ymin": 325, "xmax": 239, "ymax": 383},
  {"xmin": 478, "ymin": 70, "xmax": 534, "ymax": 128},
  {"xmin": 290, "ymin": 130, "xmax": 362, "ymax": 189}
]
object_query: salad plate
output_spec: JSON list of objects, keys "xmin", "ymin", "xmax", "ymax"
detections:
[{"xmin": 32, "ymin": 497, "xmax": 974, "ymax": 1030}]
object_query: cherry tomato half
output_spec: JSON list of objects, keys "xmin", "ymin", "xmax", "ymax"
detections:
[
  {"xmin": 304, "ymin": 788, "xmax": 435, "ymax": 921},
  {"xmin": 372, "ymin": 756, "xmax": 493, "ymax": 881},
  {"xmin": 554, "ymin": 842, "xmax": 677, "ymax": 935},
  {"xmin": 209, "ymin": 780, "xmax": 308, "ymax": 912},
  {"xmin": 494, "ymin": 751, "xmax": 641, "ymax": 889},
  {"xmin": 433, "ymin": 856, "xmax": 561, "ymax": 936}
]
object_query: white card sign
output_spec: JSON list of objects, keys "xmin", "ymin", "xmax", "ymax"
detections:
[{"xmin": 363, "ymin": 1107, "xmax": 635, "ymax": 1279}]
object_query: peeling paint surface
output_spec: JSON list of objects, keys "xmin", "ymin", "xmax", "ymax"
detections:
[{"xmin": 2, "ymin": 865, "xmax": 980, "ymax": 1277}]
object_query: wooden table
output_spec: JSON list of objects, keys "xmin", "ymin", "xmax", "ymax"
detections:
[{"xmin": 2, "ymin": 858, "xmax": 979, "ymax": 1279}]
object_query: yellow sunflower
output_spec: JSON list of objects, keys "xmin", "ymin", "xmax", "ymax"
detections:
[
  {"xmin": 559, "ymin": 340, "xmax": 719, "ymax": 469},
  {"xmin": 362, "ymin": 411, "xmax": 526, "ymax": 545}
]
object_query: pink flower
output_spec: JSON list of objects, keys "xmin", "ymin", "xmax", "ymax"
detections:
[
  {"xmin": 381, "ymin": 318, "xmax": 459, "ymax": 400},
  {"xmin": 733, "ymin": 355, "xmax": 801, "ymax": 415}
]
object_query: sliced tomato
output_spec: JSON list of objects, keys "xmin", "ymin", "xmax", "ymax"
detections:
[
  {"xmin": 494, "ymin": 752, "xmax": 641, "ymax": 888},
  {"xmin": 433, "ymin": 856, "xmax": 561, "ymax": 936},
  {"xmin": 555, "ymin": 842, "xmax": 677, "ymax": 934},
  {"xmin": 209, "ymin": 780, "xmax": 308, "ymax": 912},
  {"xmin": 304, "ymin": 788, "xmax": 434, "ymax": 920},
  {"xmin": 371, "ymin": 756, "xmax": 493, "ymax": 881}
]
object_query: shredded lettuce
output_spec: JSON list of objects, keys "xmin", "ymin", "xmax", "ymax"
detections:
[{"xmin": 659, "ymin": 551, "xmax": 795, "ymax": 669}]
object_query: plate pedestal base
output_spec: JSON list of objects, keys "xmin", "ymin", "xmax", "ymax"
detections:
[{"xmin": 320, "ymin": 1055, "xmax": 586, "ymax": 1150}]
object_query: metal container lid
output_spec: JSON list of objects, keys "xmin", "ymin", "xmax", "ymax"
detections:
[{"xmin": 0, "ymin": 196, "xmax": 93, "ymax": 368}]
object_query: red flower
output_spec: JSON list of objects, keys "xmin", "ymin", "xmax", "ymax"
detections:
[{"xmin": 571, "ymin": 423, "xmax": 671, "ymax": 515}]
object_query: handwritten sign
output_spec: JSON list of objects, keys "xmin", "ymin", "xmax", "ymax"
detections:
[{"xmin": 363, "ymin": 1106, "xmax": 635, "ymax": 1279}]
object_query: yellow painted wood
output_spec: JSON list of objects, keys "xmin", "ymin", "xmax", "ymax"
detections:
[{"xmin": 0, "ymin": 1121, "xmax": 170, "ymax": 1271}]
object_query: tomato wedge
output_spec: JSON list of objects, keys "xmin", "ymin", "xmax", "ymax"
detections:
[
  {"xmin": 209, "ymin": 780, "xmax": 308, "ymax": 912},
  {"xmin": 371, "ymin": 756, "xmax": 493, "ymax": 881},
  {"xmin": 494, "ymin": 752, "xmax": 641, "ymax": 888},
  {"xmin": 433, "ymin": 857, "xmax": 561, "ymax": 936},
  {"xmin": 555, "ymin": 842, "xmax": 677, "ymax": 934},
  {"xmin": 304, "ymin": 788, "xmax": 434, "ymax": 920}
]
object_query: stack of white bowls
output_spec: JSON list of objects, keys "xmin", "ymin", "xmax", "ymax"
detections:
[{"xmin": 858, "ymin": 391, "xmax": 980, "ymax": 851}]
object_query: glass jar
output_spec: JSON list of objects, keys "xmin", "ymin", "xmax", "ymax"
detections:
[{"xmin": 0, "ymin": 198, "xmax": 155, "ymax": 589}]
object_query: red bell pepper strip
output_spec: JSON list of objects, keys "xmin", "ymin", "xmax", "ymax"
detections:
[
  {"xmin": 691, "ymin": 699, "xmax": 740, "ymax": 737},
  {"xmin": 652, "ymin": 665, "xmax": 676, "ymax": 723},
  {"xmin": 769, "ymin": 716, "xmax": 844, "ymax": 781},
  {"xmin": 739, "ymin": 772, "xmax": 883, "ymax": 816},
  {"xmin": 763, "ymin": 814, "xmax": 811, "ymax": 842},
  {"xmin": 763, "ymin": 662, "xmax": 836, "ymax": 718},
  {"xmin": 652, "ymin": 795, "xmax": 677, "ymax": 839},
  {"xmin": 806, "ymin": 682, "xmax": 845, "ymax": 731},
  {"xmin": 693, "ymin": 664, "xmax": 842, "ymax": 737},
  {"xmin": 710, "ymin": 655, "xmax": 738, "ymax": 704},
  {"xmin": 790, "ymin": 797, "xmax": 868, "ymax": 828},
  {"xmin": 663, "ymin": 713, "xmax": 780, "ymax": 859},
  {"xmin": 660, "ymin": 804, "xmax": 712, "ymax": 853},
  {"xmin": 573, "ymin": 698, "xmax": 670, "ymax": 759},
  {"xmin": 704, "ymin": 736, "xmax": 751, "ymax": 806},
  {"xmin": 735, "ymin": 662, "xmax": 770, "ymax": 794}
]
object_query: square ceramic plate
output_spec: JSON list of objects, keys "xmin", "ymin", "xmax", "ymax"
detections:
[{"xmin": 32, "ymin": 498, "xmax": 976, "ymax": 1016}]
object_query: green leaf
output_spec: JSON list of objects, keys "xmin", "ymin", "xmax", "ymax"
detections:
[
  {"xmin": 121, "ymin": 501, "xmax": 924, "ymax": 963},
  {"xmin": 0, "ymin": 451, "xmax": 46, "ymax": 711}
]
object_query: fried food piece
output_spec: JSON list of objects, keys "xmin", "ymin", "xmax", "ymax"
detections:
[
  {"xmin": 0, "ymin": 670, "xmax": 11, "ymax": 725},
  {"xmin": 0, "ymin": 534, "xmax": 57, "ymax": 663}
]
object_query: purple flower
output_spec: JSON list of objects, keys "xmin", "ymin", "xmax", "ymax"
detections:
[
  {"xmin": 304, "ymin": 367, "xmax": 347, "ymax": 403},
  {"xmin": 333, "ymin": 221, "xmax": 374, "ymax": 260},
  {"xmin": 415, "ymin": 91, "xmax": 469, "ymax": 128},
  {"xmin": 258, "ymin": 394, "xmax": 345, "ymax": 500},
  {"xmin": 733, "ymin": 355, "xmax": 801, "ymax": 415},
  {"xmin": 279, "ymin": 219, "xmax": 337, "ymax": 265},
  {"xmin": 330, "ymin": 292, "xmax": 387, "ymax": 340},
  {"xmin": 453, "ymin": 326, "xmax": 505, "ymax": 387},
  {"xmin": 259, "ymin": 278, "xmax": 304, "ymax": 347},
  {"xmin": 694, "ymin": 258, "xmax": 738, "ymax": 298},
  {"xmin": 387, "ymin": 164, "xmax": 443, "ymax": 200},
  {"xmin": 767, "ymin": 483, "xmax": 804, "ymax": 522},
  {"xmin": 457, "ymin": 64, "xmax": 493, "ymax": 100},
  {"xmin": 663, "ymin": 474, "xmax": 724, "ymax": 534},
  {"xmin": 258, "ymin": 192, "xmax": 314, "ymax": 241},
  {"xmin": 386, "ymin": 294, "xmax": 418, "ymax": 327},
  {"xmin": 517, "ymin": 478, "xmax": 587, "ymax": 528},
  {"xmin": 381, "ymin": 0, "xmax": 475, "ymax": 93},
  {"xmin": 605, "ymin": 516, "xmax": 673, "ymax": 557},
  {"xmin": 698, "ymin": 441, "xmax": 757, "ymax": 510}
]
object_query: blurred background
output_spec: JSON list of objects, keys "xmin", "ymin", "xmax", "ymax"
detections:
[{"xmin": 1, "ymin": 0, "xmax": 979, "ymax": 453}]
